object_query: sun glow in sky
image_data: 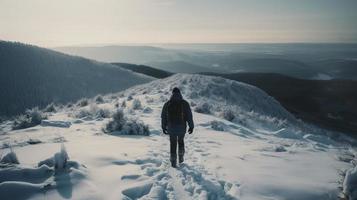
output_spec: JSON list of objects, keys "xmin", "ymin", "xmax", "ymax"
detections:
[{"xmin": 1, "ymin": 0, "xmax": 357, "ymax": 47}]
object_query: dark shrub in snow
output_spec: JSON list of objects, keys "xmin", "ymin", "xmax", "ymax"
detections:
[
  {"xmin": 120, "ymin": 119, "xmax": 150, "ymax": 136},
  {"xmin": 275, "ymin": 146, "xmax": 287, "ymax": 152},
  {"xmin": 96, "ymin": 108, "xmax": 111, "ymax": 118},
  {"xmin": 210, "ymin": 120, "xmax": 228, "ymax": 131},
  {"xmin": 38, "ymin": 144, "xmax": 69, "ymax": 171},
  {"xmin": 103, "ymin": 109, "xmax": 150, "ymax": 136},
  {"xmin": 12, "ymin": 108, "xmax": 46, "ymax": 130},
  {"xmin": 0, "ymin": 149, "xmax": 19, "ymax": 164},
  {"xmin": 77, "ymin": 99, "xmax": 89, "ymax": 107},
  {"xmin": 44, "ymin": 103, "xmax": 56, "ymax": 113},
  {"xmin": 95, "ymin": 95, "xmax": 105, "ymax": 104},
  {"xmin": 222, "ymin": 109, "xmax": 235, "ymax": 121},
  {"xmin": 143, "ymin": 107, "xmax": 153, "ymax": 113},
  {"xmin": 74, "ymin": 105, "xmax": 111, "ymax": 119},
  {"xmin": 127, "ymin": 95, "xmax": 133, "ymax": 101},
  {"xmin": 103, "ymin": 109, "xmax": 125, "ymax": 132},
  {"xmin": 74, "ymin": 109, "xmax": 91, "ymax": 119},
  {"xmin": 194, "ymin": 102, "xmax": 211, "ymax": 114},
  {"xmin": 121, "ymin": 101, "xmax": 127, "ymax": 108},
  {"xmin": 66, "ymin": 102, "xmax": 73, "ymax": 108},
  {"xmin": 132, "ymin": 99, "xmax": 142, "ymax": 110},
  {"xmin": 113, "ymin": 109, "xmax": 125, "ymax": 122}
]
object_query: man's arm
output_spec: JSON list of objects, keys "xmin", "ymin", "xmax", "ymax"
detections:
[
  {"xmin": 161, "ymin": 102, "xmax": 168, "ymax": 133},
  {"xmin": 184, "ymin": 101, "xmax": 194, "ymax": 131}
]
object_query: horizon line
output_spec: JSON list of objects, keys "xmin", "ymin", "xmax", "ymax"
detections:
[{"xmin": 2, "ymin": 39, "xmax": 357, "ymax": 49}]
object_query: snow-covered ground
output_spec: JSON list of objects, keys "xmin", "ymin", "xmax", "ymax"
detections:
[{"xmin": 1, "ymin": 74, "xmax": 356, "ymax": 200}]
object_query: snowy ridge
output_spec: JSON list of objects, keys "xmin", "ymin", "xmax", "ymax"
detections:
[
  {"xmin": 122, "ymin": 74, "xmax": 297, "ymax": 130},
  {"xmin": 125, "ymin": 74, "xmax": 294, "ymax": 120},
  {"xmin": 0, "ymin": 73, "xmax": 356, "ymax": 200}
]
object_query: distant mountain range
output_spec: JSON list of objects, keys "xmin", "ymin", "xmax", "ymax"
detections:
[
  {"xmin": 146, "ymin": 60, "xmax": 220, "ymax": 73},
  {"xmin": 0, "ymin": 41, "xmax": 153, "ymax": 117},
  {"xmin": 55, "ymin": 44, "xmax": 357, "ymax": 80},
  {"xmin": 55, "ymin": 45, "xmax": 177, "ymax": 64}
]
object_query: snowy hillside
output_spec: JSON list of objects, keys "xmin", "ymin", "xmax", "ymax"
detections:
[
  {"xmin": 0, "ymin": 41, "xmax": 154, "ymax": 117},
  {"xmin": 1, "ymin": 74, "xmax": 356, "ymax": 200}
]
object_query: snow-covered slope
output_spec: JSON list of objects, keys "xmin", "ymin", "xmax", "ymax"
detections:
[
  {"xmin": 0, "ymin": 41, "xmax": 154, "ymax": 117},
  {"xmin": 125, "ymin": 74, "xmax": 295, "ymax": 120},
  {"xmin": 0, "ymin": 74, "xmax": 356, "ymax": 200},
  {"xmin": 121, "ymin": 74, "xmax": 319, "ymax": 136}
]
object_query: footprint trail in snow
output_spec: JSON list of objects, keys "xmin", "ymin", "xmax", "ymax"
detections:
[{"xmin": 118, "ymin": 133, "xmax": 240, "ymax": 200}]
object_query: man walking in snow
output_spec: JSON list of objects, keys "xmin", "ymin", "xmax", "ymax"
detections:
[{"xmin": 161, "ymin": 87, "xmax": 194, "ymax": 168}]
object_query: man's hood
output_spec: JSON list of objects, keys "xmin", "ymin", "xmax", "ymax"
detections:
[{"xmin": 170, "ymin": 92, "xmax": 183, "ymax": 101}]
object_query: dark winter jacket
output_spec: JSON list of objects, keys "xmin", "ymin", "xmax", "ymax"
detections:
[{"xmin": 161, "ymin": 92, "xmax": 194, "ymax": 135}]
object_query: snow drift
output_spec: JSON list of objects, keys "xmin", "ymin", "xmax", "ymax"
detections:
[
  {"xmin": 343, "ymin": 165, "xmax": 357, "ymax": 200},
  {"xmin": 0, "ymin": 145, "xmax": 87, "ymax": 200}
]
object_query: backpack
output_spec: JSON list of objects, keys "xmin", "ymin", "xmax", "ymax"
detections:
[{"xmin": 167, "ymin": 100, "xmax": 185, "ymax": 125}]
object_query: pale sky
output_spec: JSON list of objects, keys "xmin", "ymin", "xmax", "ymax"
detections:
[{"xmin": 1, "ymin": 0, "xmax": 357, "ymax": 47}]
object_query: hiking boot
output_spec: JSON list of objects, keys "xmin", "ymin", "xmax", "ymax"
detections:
[
  {"xmin": 179, "ymin": 155, "xmax": 184, "ymax": 163},
  {"xmin": 171, "ymin": 160, "xmax": 177, "ymax": 168}
]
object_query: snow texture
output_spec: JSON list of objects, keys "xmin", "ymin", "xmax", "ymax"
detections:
[
  {"xmin": 0, "ymin": 73, "xmax": 356, "ymax": 200},
  {"xmin": 0, "ymin": 144, "xmax": 86, "ymax": 200}
]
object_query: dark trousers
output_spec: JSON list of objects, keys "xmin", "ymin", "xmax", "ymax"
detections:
[{"xmin": 170, "ymin": 134, "xmax": 185, "ymax": 162}]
